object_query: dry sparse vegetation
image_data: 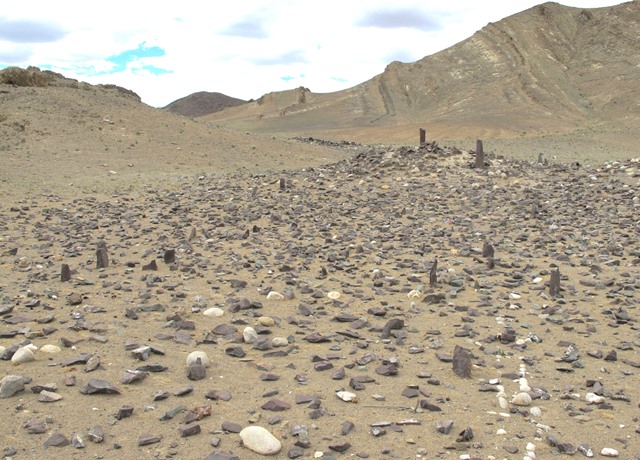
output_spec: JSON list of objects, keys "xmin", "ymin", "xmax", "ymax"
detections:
[{"xmin": 0, "ymin": 66, "xmax": 53, "ymax": 87}]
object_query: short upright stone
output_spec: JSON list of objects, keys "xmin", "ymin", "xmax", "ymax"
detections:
[
  {"xmin": 430, "ymin": 259, "xmax": 438, "ymax": 287},
  {"xmin": 61, "ymin": 264, "xmax": 71, "ymax": 282},
  {"xmin": 549, "ymin": 268, "xmax": 561, "ymax": 297},
  {"xmin": 163, "ymin": 249, "xmax": 176, "ymax": 264},
  {"xmin": 452, "ymin": 345, "xmax": 472, "ymax": 378},
  {"xmin": 96, "ymin": 241, "xmax": 109, "ymax": 269},
  {"xmin": 475, "ymin": 139, "xmax": 485, "ymax": 169}
]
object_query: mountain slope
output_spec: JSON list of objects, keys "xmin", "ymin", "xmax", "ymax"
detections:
[
  {"xmin": 0, "ymin": 67, "xmax": 350, "ymax": 199},
  {"xmin": 163, "ymin": 91, "xmax": 247, "ymax": 118},
  {"xmin": 203, "ymin": 1, "xmax": 640, "ymax": 140}
]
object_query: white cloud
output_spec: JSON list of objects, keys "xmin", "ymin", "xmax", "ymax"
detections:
[{"xmin": 0, "ymin": 0, "xmax": 624, "ymax": 107}]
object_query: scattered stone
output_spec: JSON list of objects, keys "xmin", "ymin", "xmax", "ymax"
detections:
[
  {"xmin": 44, "ymin": 433, "xmax": 70, "ymax": 448},
  {"xmin": 222, "ymin": 421, "xmax": 243, "ymax": 433},
  {"xmin": 71, "ymin": 434, "xmax": 85, "ymax": 449},
  {"xmin": 381, "ymin": 319, "xmax": 404, "ymax": 339},
  {"xmin": 138, "ymin": 434, "xmax": 162, "ymax": 446},
  {"xmin": 24, "ymin": 418, "xmax": 47, "ymax": 434},
  {"xmin": 436, "ymin": 420, "xmax": 454, "ymax": 435},
  {"xmin": 179, "ymin": 422, "xmax": 201, "ymax": 437},
  {"xmin": 131, "ymin": 345, "xmax": 151, "ymax": 360},
  {"xmin": 375, "ymin": 364, "xmax": 398, "ymax": 376},
  {"xmin": 80, "ymin": 379, "xmax": 120, "ymax": 395},
  {"xmin": 159, "ymin": 405, "xmax": 187, "ymax": 421},
  {"xmin": 154, "ymin": 390, "xmax": 170, "ymax": 401},
  {"xmin": 222, "ymin": 345, "xmax": 245, "ymax": 357},
  {"xmin": 171, "ymin": 386, "xmax": 192, "ymax": 398},
  {"xmin": 115, "ymin": 405, "xmax": 134, "ymax": 420},
  {"xmin": 142, "ymin": 259, "xmax": 158, "ymax": 271},
  {"xmin": 120, "ymin": 369, "xmax": 148, "ymax": 384},
  {"xmin": 456, "ymin": 427, "xmax": 474, "ymax": 442},
  {"xmin": 84, "ymin": 355, "xmax": 101, "ymax": 372},
  {"xmin": 341, "ymin": 421, "xmax": 355, "ymax": 435},
  {"xmin": 38, "ymin": 390, "xmax": 63, "ymax": 402},
  {"xmin": 87, "ymin": 426, "xmax": 104, "ymax": 443},
  {"xmin": 203, "ymin": 451, "xmax": 240, "ymax": 460},
  {"xmin": 187, "ymin": 358, "xmax": 207, "ymax": 381},
  {"xmin": 261, "ymin": 399, "xmax": 291, "ymax": 411},
  {"xmin": 67, "ymin": 292, "xmax": 83, "ymax": 306},
  {"xmin": 205, "ymin": 390, "xmax": 232, "ymax": 401},
  {"xmin": 329, "ymin": 441, "xmax": 351, "ymax": 452},
  {"xmin": 0, "ymin": 375, "xmax": 26, "ymax": 398}
]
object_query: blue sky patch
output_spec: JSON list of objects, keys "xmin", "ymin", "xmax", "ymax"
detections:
[
  {"xmin": 139, "ymin": 65, "xmax": 172, "ymax": 75},
  {"xmin": 65, "ymin": 42, "xmax": 172, "ymax": 77},
  {"xmin": 106, "ymin": 42, "xmax": 166, "ymax": 72},
  {"xmin": 281, "ymin": 73, "xmax": 305, "ymax": 83}
]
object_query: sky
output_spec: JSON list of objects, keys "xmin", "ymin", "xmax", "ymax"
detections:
[{"xmin": 0, "ymin": 0, "xmax": 624, "ymax": 107}]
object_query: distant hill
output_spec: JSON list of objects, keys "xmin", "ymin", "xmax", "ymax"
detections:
[
  {"xmin": 164, "ymin": 91, "xmax": 247, "ymax": 118},
  {"xmin": 0, "ymin": 66, "xmax": 349, "ymax": 199},
  {"xmin": 202, "ymin": 1, "xmax": 640, "ymax": 142}
]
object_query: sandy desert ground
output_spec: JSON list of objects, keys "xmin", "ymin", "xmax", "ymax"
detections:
[{"xmin": 1, "ymin": 121, "xmax": 640, "ymax": 460}]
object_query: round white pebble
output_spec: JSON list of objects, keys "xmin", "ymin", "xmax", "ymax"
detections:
[
  {"xmin": 585, "ymin": 392, "xmax": 604, "ymax": 404},
  {"xmin": 40, "ymin": 344, "xmax": 62, "ymax": 354},
  {"xmin": 243, "ymin": 327, "xmax": 258, "ymax": 344},
  {"xmin": 511, "ymin": 392, "xmax": 532, "ymax": 406},
  {"xmin": 272, "ymin": 337, "xmax": 289, "ymax": 347},
  {"xmin": 258, "ymin": 316, "xmax": 275, "ymax": 327},
  {"xmin": 203, "ymin": 307, "xmax": 224, "ymax": 318},
  {"xmin": 601, "ymin": 447, "xmax": 618, "ymax": 457},
  {"xmin": 336, "ymin": 391, "xmax": 357, "ymax": 402},
  {"xmin": 519, "ymin": 378, "xmax": 531, "ymax": 392},
  {"xmin": 186, "ymin": 351, "xmax": 211, "ymax": 368},
  {"xmin": 327, "ymin": 291, "xmax": 341, "ymax": 300},
  {"xmin": 266, "ymin": 291, "xmax": 285, "ymax": 301},
  {"xmin": 11, "ymin": 346, "xmax": 36, "ymax": 365},
  {"xmin": 239, "ymin": 425, "xmax": 282, "ymax": 455}
]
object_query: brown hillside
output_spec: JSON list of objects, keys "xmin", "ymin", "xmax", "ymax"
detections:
[
  {"xmin": 204, "ymin": 1, "xmax": 640, "ymax": 145},
  {"xmin": 163, "ymin": 91, "xmax": 247, "ymax": 118},
  {"xmin": 0, "ymin": 68, "xmax": 351, "ymax": 200}
]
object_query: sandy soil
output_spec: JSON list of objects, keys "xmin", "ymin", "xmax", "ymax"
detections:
[{"xmin": 1, "ymin": 133, "xmax": 639, "ymax": 460}]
